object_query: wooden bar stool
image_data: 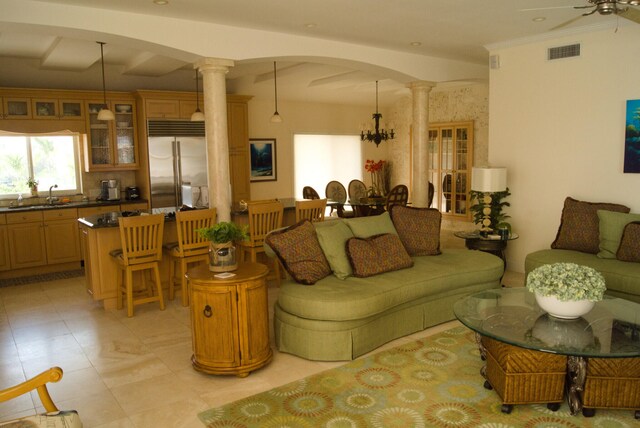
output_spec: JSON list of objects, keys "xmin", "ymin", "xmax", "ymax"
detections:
[
  {"xmin": 111, "ymin": 214, "xmax": 165, "ymax": 317},
  {"xmin": 164, "ymin": 208, "xmax": 216, "ymax": 306},
  {"xmin": 238, "ymin": 200, "xmax": 283, "ymax": 282},
  {"xmin": 295, "ymin": 198, "xmax": 327, "ymax": 223}
]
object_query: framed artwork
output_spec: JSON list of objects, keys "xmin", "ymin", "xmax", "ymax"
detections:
[
  {"xmin": 624, "ymin": 99, "xmax": 640, "ymax": 173},
  {"xmin": 250, "ymin": 138, "xmax": 277, "ymax": 182}
]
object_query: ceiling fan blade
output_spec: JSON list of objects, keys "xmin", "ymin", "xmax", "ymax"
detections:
[
  {"xmin": 619, "ymin": 6, "xmax": 640, "ymax": 23},
  {"xmin": 520, "ymin": 6, "xmax": 580, "ymax": 12},
  {"xmin": 550, "ymin": 14, "xmax": 586, "ymax": 30}
]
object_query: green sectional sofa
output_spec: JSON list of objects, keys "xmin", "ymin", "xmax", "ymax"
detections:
[{"xmin": 267, "ymin": 210, "xmax": 504, "ymax": 361}]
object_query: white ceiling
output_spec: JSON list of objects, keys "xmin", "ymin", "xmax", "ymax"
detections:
[{"xmin": 1, "ymin": 0, "xmax": 638, "ymax": 105}]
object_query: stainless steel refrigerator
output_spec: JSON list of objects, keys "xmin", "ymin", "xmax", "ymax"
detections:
[{"xmin": 147, "ymin": 121, "xmax": 208, "ymax": 209}]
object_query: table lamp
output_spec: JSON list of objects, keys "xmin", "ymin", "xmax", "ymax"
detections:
[{"xmin": 471, "ymin": 167, "xmax": 507, "ymax": 235}]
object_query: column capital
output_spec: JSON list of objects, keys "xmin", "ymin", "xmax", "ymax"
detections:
[
  {"xmin": 406, "ymin": 81, "xmax": 436, "ymax": 92},
  {"xmin": 195, "ymin": 58, "xmax": 235, "ymax": 73}
]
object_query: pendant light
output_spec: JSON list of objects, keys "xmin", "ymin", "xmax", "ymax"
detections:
[
  {"xmin": 190, "ymin": 69, "xmax": 205, "ymax": 122},
  {"xmin": 96, "ymin": 42, "xmax": 115, "ymax": 121},
  {"xmin": 270, "ymin": 61, "xmax": 282, "ymax": 123}
]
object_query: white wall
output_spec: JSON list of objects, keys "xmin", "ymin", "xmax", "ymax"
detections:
[{"xmin": 489, "ymin": 25, "xmax": 640, "ymax": 273}]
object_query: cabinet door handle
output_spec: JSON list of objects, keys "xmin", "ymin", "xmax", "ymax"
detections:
[{"xmin": 203, "ymin": 305, "xmax": 212, "ymax": 318}]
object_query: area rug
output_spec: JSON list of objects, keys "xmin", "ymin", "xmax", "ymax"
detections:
[
  {"xmin": 0, "ymin": 269, "xmax": 84, "ymax": 287},
  {"xmin": 199, "ymin": 326, "xmax": 636, "ymax": 427}
]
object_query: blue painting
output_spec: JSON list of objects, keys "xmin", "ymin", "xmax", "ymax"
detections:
[
  {"xmin": 624, "ymin": 99, "xmax": 640, "ymax": 173},
  {"xmin": 250, "ymin": 138, "xmax": 277, "ymax": 182}
]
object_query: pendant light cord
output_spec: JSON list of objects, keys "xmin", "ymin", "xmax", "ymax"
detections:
[
  {"xmin": 273, "ymin": 61, "xmax": 279, "ymax": 113},
  {"xmin": 194, "ymin": 69, "xmax": 201, "ymax": 111},
  {"xmin": 98, "ymin": 42, "xmax": 107, "ymax": 107}
]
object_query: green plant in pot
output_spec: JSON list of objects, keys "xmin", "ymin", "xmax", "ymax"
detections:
[
  {"xmin": 469, "ymin": 188, "xmax": 511, "ymax": 234},
  {"xmin": 26, "ymin": 177, "xmax": 38, "ymax": 196},
  {"xmin": 526, "ymin": 262, "xmax": 606, "ymax": 319},
  {"xmin": 198, "ymin": 222, "xmax": 248, "ymax": 272}
]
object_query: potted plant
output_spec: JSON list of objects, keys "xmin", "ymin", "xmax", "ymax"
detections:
[
  {"xmin": 469, "ymin": 187, "xmax": 511, "ymax": 233},
  {"xmin": 526, "ymin": 262, "xmax": 606, "ymax": 319},
  {"xmin": 26, "ymin": 177, "xmax": 38, "ymax": 196},
  {"xmin": 197, "ymin": 222, "xmax": 248, "ymax": 272}
]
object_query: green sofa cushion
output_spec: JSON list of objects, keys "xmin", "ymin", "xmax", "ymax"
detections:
[
  {"xmin": 315, "ymin": 220, "xmax": 354, "ymax": 279},
  {"xmin": 343, "ymin": 211, "xmax": 398, "ymax": 238},
  {"xmin": 525, "ymin": 249, "xmax": 640, "ymax": 303},
  {"xmin": 597, "ymin": 210, "xmax": 640, "ymax": 259},
  {"xmin": 277, "ymin": 249, "xmax": 504, "ymax": 322}
]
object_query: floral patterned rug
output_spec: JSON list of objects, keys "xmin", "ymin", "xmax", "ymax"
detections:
[{"xmin": 199, "ymin": 326, "xmax": 635, "ymax": 427}]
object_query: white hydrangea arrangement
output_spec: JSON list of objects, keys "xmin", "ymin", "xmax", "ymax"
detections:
[{"xmin": 526, "ymin": 262, "xmax": 606, "ymax": 302}]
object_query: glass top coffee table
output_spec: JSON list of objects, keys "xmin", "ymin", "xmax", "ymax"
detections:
[{"xmin": 454, "ymin": 288, "xmax": 640, "ymax": 416}]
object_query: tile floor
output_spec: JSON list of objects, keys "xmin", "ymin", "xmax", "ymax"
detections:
[{"xmin": 0, "ymin": 266, "xmax": 524, "ymax": 428}]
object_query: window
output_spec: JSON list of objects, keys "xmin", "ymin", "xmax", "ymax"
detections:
[
  {"xmin": 294, "ymin": 134, "xmax": 362, "ymax": 199},
  {"xmin": 0, "ymin": 132, "xmax": 81, "ymax": 198}
]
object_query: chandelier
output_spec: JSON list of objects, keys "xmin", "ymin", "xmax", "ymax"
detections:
[{"xmin": 361, "ymin": 80, "xmax": 394, "ymax": 147}]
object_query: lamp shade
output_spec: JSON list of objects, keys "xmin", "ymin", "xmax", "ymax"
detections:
[
  {"xmin": 471, "ymin": 167, "xmax": 507, "ymax": 193},
  {"xmin": 97, "ymin": 108, "xmax": 115, "ymax": 121}
]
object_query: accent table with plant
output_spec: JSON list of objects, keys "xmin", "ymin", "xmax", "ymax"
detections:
[
  {"xmin": 197, "ymin": 222, "xmax": 248, "ymax": 272},
  {"xmin": 526, "ymin": 262, "xmax": 607, "ymax": 319}
]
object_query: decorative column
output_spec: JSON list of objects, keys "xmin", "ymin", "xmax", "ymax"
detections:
[
  {"xmin": 407, "ymin": 81, "xmax": 435, "ymax": 207},
  {"xmin": 196, "ymin": 58, "xmax": 234, "ymax": 222}
]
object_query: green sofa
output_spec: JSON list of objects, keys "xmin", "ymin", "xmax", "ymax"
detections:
[
  {"xmin": 270, "ymin": 214, "xmax": 504, "ymax": 361},
  {"xmin": 525, "ymin": 250, "xmax": 640, "ymax": 304}
]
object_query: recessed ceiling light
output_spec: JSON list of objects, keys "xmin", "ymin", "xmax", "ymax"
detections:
[
  {"xmin": 153, "ymin": 0, "xmax": 168, "ymax": 5},
  {"xmin": 410, "ymin": 41, "xmax": 422, "ymax": 47},
  {"xmin": 532, "ymin": 16, "xmax": 546, "ymax": 22},
  {"xmin": 304, "ymin": 23, "xmax": 317, "ymax": 29}
]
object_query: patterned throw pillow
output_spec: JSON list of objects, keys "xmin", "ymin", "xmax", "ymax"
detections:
[
  {"xmin": 389, "ymin": 205, "xmax": 442, "ymax": 256},
  {"xmin": 551, "ymin": 197, "xmax": 630, "ymax": 254},
  {"xmin": 265, "ymin": 220, "xmax": 331, "ymax": 285},
  {"xmin": 616, "ymin": 221, "xmax": 640, "ymax": 263},
  {"xmin": 346, "ymin": 233, "xmax": 414, "ymax": 278}
]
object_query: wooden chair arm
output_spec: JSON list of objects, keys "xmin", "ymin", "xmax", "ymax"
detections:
[{"xmin": 0, "ymin": 367, "xmax": 63, "ymax": 412}]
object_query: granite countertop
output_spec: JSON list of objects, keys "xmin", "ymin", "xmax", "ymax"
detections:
[
  {"xmin": 78, "ymin": 207, "xmax": 177, "ymax": 229},
  {"xmin": 0, "ymin": 199, "xmax": 147, "ymax": 214}
]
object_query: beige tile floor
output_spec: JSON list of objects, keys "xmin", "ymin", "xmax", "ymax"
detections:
[{"xmin": 0, "ymin": 263, "xmax": 524, "ymax": 428}]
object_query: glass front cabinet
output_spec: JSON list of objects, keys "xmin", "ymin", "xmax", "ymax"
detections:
[
  {"xmin": 428, "ymin": 121, "xmax": 473, "ymax": 220},
  {"xmin": 84, "ymin": 100, "xmax": 138, "ymax": 171}
]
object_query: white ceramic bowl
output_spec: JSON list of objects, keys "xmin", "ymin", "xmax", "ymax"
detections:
[
  {"xmin": 115, "ymin": 105, "xmax": 131, "ymax": 113},
  {"xmin": 117, "ymin": 122, "xmax": 129, "ymax": 128}
]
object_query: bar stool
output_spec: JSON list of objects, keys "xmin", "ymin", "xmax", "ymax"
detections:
[
  {"xmin": 111, "ymin": 214, "xmax": 165, "ymax": 317},
  {"xmin": 164, "ymin": 208, "xmax": 216, "ymax": 306}
]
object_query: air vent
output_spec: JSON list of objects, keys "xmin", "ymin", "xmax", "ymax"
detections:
[
  {"xmin": 147, "ymin": 120, "xmax": 205, "ymax": 137},
  {"xmin": 548, "ymin": 43, "xmax": 581, "ymax": 60}
]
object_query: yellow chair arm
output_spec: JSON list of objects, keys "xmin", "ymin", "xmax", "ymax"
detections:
[{"xmin": 0, "ymin": 367, "xmax": 63, "ymax": 413}]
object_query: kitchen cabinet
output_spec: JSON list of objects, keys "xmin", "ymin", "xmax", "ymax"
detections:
[
  {"xmin": 43, "ymin": 209, "xmax": 81, "ymax": 264},
  {"xmin": 6, "ymin": 211, "xmax": 47, "ymax": 269},
  {"xmin": 31, "ymin": 98, "xmax": 84, "ymax": 120},
  {"xmin": 186, "ymin": 263, "xmax": 272, "ymax": 377},
  {"xmin": 144, "ymin": 98, "xmax": 203, "ymax": 119},
  {"xmin": 84, "ymin": 100, "xmax": 138, "ymax": 171},
  {"xmin": 227, "ymin": 100, "xmax": 251, "ymax": 204},
  {"xmin": 428, "ymin": 121, "xmax": 474, "ymax": 221},
  {"xmin": 0, "ymin": 215, "xmax": 9, "ymax": 272},
  {"xmin": 2, "ymin": 97, "xmax": 31, "ymax": 119}
]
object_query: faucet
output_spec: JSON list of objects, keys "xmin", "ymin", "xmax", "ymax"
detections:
[{"xmin": 48, "ymin": 184, "xmax": 58, "ymax": 205}]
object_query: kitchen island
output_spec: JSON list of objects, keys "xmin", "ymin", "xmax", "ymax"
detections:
[{"xmin": 78, "ymin": 210, "xmax": 177, "ymax": 310}]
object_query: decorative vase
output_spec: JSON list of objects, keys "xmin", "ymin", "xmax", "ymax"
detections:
[
  {"xmin": 534, "ymin": 293, "xmax": 595, "ymax": 319},
  {"xmin": 209, "ymin": 241, "xmax": 237, "ymax": 272},
  {"xmin": 30, "ymin": 186, "xmax": 37, "ymax": 196}
]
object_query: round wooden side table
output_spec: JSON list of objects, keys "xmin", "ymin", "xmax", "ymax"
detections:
[
  {"xmin": 454, "ymin": 231, "xmax": 519, "ymax": 269},
  {"xmin": 186, "ymin": 262, "xmax": 272, "ymax": 377}
]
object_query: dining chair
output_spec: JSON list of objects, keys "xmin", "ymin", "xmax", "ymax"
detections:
[
  {"xmin": 428, "ymin": 181, "xmax": 435, "ymax": 208},
  {"xmin": 164, "ymin": 208, "xmax": 216, "ymax": 306},
  {"xmin": 348, "ymin": 179, "xmax": 369, "ymax": 217},
  {"xmin": 302, "ymin": 186, "xmax": 320, "ymax": 200},
  {"xmin": 295, "ymin": 198, "xmax": 327, "ymax": 223},
  {"xmin": 238, "ymin": 199, "xmax": 284, "ymax": 281},
  {"xmin": 385, "ymin": 184, "xmax": 409, "ymax": 211},
  {"xmin": 325, "ymin": 180, "xmax": 354, "ymax": 217},
  {"xmin": 111, "ymin": 214, "xmax": 165, "ymax": 317}
]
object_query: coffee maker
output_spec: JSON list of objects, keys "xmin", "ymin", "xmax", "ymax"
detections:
[{"xmin": 100, "ymin": 179, "xmax": 120, "ymax": 200}]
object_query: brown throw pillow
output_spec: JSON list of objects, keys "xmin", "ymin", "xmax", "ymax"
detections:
[
  {"xmin": 265, "ymin": 220, "xmax": 331, "ymax": 285},
  {"xmin": 389, "ymin": 205, "xmax": 442, "ymax": 256},
  {"xmin": 346, "ymin": 233, "xmax": 414, "ymax": 278},
  {"xmin": 616, "ymin": 221, "xmax": 640, "ymax": 263},
  {"xmin": 551, "ymin": 197, "xmax": 630, "ymax": 254}
]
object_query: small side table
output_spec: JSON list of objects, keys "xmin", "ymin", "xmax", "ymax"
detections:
[
  {"xmin": 186, "ymin": 262, "xmax": 272, "ymax": 377},
  {"xmin": 454, "ymin": 231, "xmax": 519, "ymax": 268}
]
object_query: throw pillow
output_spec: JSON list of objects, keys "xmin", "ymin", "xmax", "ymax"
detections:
[
  {"xmin": 597, "ymin": 210, "xmax": 640, "ymax": 259},
  {"xmin": 343, "ymin": 211, "xmax": 398, "ymax": 238},
  {"xmin": 346, "ymin": 233, "xmax": 414, "ymax": 278},
  {"xmin": 389, "ymin": 205, "xmax": 442, "ymax": 256},
  {"xmin": 265, "ymin": 220, "xmax": 331, "ymax": 285},
  {"xmin": 617, "ymin": 221, "xmax": 640, "ymax": 263},
  {"xmin": 550, "ymin": 197, "xmax": 630, "ymax": 254},
  {"xmin": 315, "ymin": 220, "xmax": 354, "ymax": 279}
]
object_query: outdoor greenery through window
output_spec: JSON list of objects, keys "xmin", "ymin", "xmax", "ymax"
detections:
[{"xmin": 0, "ymin": 132, "xmax": 81, "ymax": 198}]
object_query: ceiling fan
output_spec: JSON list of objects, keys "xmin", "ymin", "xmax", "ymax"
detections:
[{"xmin": 523, "ymin": 1, "xmax": 640, "ymax": 29}]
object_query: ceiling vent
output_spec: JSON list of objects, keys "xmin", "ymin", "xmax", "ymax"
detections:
[{"xmin": 548, "ymin": 43, "xmax": 581, "ymax": 60}]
